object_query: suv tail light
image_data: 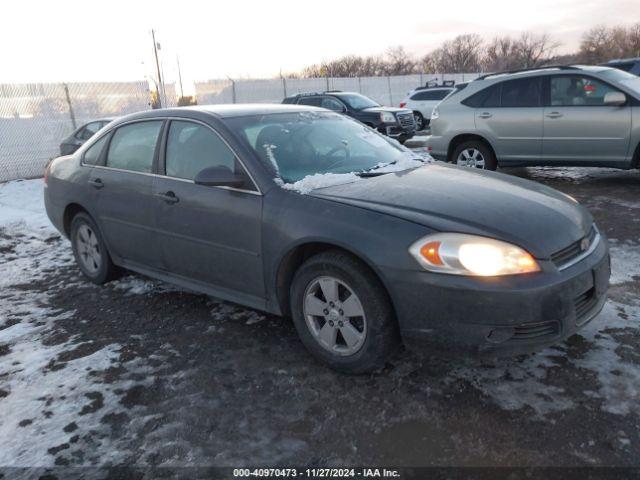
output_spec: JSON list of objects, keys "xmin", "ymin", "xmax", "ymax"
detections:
[{"xmin": 399, "ymin": 102, "xmax": 406, "ymax": 108}]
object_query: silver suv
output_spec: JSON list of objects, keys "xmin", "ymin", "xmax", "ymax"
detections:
[{"xmin": 427, "ymin": 66, "xmax": 640, "ymax": 170}]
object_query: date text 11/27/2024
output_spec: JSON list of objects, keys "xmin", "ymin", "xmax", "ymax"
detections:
[{"xmin": 232, "ymin": 468, "xmax": 401, "ymax": 478}]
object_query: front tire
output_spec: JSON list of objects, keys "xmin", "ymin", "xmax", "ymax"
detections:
[
  {"xmin": 70, "ymin": 212, "xmax": 120, "ymax": 284},
  {"xmin": 413, "ymin": 111, "xmax": 425, "ymax": 131},
  {"xmin": 452, "ymin": 140, "xmax": 497, "ymax": 171},
  {"xmin": 290, "ymin": 250, "xmax": 400, "ymax": 373}
]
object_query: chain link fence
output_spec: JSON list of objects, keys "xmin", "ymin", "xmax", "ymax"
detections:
[
  {"xmin": 1, "ymin": 73, "xmax": 478, "ymax": 183},
  {"xmin": 0, "ymin": 82, "xmax": 153, "ymax": 182}
]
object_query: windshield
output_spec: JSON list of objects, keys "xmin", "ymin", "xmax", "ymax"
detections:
[
  {"xmin": 227, "ymin": 111, "xmax": 416, "ymax": 183},
  {"xmin": 336, "ymin": 93, "xmax": 380, "ymax": 110},
  {"xmin": 601, "ymin": 68, "xmax": 640, "ymax": 96}
]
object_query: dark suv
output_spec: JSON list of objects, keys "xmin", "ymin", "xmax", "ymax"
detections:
[
  {"xmin": 283, "ymin": 91, "xmax": 416, "ymax": 143},
  {"xmin": 602, "ymin": 57, "xmax": 640, "ymax": 76}
]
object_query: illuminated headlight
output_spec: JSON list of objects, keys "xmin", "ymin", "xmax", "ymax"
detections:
[
  {"xmin": 380, "ymin": 112, "xmax": 396, "ymax": 123},
  {"xmin": 431, "ymin": 107, "xmax": 440, "ymax": 120},
  {"xmin": 409, "ymin": 233, "xmax": 540, "ymax": 276}
]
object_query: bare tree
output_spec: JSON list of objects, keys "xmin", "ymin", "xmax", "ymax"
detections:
[
  {"xmin": 481, "ymin": 33, "xmax": 559, "ymax": 72},
  {"xmin": 301, "ymin": 55, "xmax": 388, "ymax": 78},
  {"xmin": 515, "ymin": 33, "xmax": 559, "ymax": 68},
  {"xmin": 483, "ymin": 36, "xmax": 517, "ymax": 72},
  {"xmin": 382, "ymin": 46, "xmax": 417, "ymax": 75},
  {"xmin": 579, "ymin": 23, "xmax": 640, "ymax": 63},
  {"xmin": 422, "ymin": 34, "xmax": 483, "ymax": 73}
]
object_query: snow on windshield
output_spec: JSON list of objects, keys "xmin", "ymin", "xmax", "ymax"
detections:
[{"xmin": 277, "ymin": 150, "xmax": 432, "ymax": 194}]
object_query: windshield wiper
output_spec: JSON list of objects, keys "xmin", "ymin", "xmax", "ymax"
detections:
[{"xmin": 357, "ymin": 156, "xmax": 427, "ymax": 177}]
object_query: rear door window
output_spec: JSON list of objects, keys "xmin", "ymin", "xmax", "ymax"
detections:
[
  {"xmin": 297, "ymin": 96, "xmax": 323, "ymax": 107},
  {"xmin": 500, "ymin": 77, "xmax": 541, "ymax": 107},
  {"xmin": 410, "ymin": 89, "xmax": 452, "ymax": 101},
  {"xmin": 321, "ymin": 97, "xmax": 346, "ymax": 112},
  {"xmin": 106, "ymin": 121, "xmax": 163, "ymax": 173}
]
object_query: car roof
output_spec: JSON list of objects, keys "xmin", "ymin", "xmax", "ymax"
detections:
[
  {"xmin": 84, "ymin": 117, "xmax": 115, "ymax": 124},
  {"xmin": 115, "ymin": 104, "xmax": 325, "ymax": 123},
  {"xmin": 476, "ymin": 64, "xmax": 613, "ymax": 82}
]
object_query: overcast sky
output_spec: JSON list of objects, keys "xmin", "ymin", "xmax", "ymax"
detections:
[{"xmin": 1, "ymin": 0, "xmax": 638, "ymax": 87}]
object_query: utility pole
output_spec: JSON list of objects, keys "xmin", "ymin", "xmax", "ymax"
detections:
[
  {"xmin": 151, "ymin": 29, "xmax": 163, "ymax": 108},
  {"xmin": 177, "ymin": 55, "xmax": 184, "ymax": 99}
]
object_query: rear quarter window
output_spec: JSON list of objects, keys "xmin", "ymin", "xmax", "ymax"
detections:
[{"xmin": 82, "ymin": 135, "xmax": 109, "ymax": 165}]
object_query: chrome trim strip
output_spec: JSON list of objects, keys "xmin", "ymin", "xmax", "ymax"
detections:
[{"xmin": 557, "ymin": 231, "xmax": 601, "ymax": 271}]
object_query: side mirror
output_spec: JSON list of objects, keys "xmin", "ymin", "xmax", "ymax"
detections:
[
  {"xmin": 194, "ymin": 166, "xmax": 246, "ymax": 188},
  {"xmin": 603, "ymin": 91, "xmax": 626, "ymax": 106}
]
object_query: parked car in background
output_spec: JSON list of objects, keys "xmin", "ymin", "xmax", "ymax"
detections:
[
  {"xmin": 427, "ymin": 65, "xmax": 640, "ymax": 170},
  {"xmin": 602, "ymin": 57, "xmax": 640, "ymax": 76},
  {"xmin": 399, "ymin": 82, "xmax": 455, "ymax": 130},
  {"xmin": 283, "ymin": 91, "xmax": 416, "ymax": 143},
  {"xmin": 45, "ymin": 104, "xmax": 609, "ymax": 373},
  {"xmin": 59, "ymin": 118, "xmax": 114, "ymax": 156}
]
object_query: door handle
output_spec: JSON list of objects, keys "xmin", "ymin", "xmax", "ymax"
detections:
[
  {"xmin": 546, "ymin": 112, "xmax": 563, "ymax": 119},
  {"xmin": 478, "ymin": 112, "xmax": 492, "ymax": 119},
  {"xmin": 155, "ymin": 191, "xmax": 179, "ymax": 204},
  {"xmin": 88, "ymin": 178, "xmax": 103, "ymax": 189}
]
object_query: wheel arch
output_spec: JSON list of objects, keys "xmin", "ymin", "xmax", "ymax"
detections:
[
  {"xmin": 274, "ymin": 240, "xmax": 397, "ymax": 319},
  {"xmin": 62, "ymin": 203, "xmax": 91, "ymax": 237},
  {"xmin": 447, "ymin": 133, "xmax": 498, "ymax": 164}
]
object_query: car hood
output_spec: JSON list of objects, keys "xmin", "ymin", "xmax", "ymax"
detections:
[
  {"xmin": 360, "ymin": 106, "xmax": 412, "ymax": 115},
  {"xmin": 309, "ymin": 163, "xmax": 593, "ymax": 258}
]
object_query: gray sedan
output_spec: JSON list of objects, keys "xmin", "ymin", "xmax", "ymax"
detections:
[{"xmin": 44, "ymin": 105, "xmax": 610, "ymax": 372}]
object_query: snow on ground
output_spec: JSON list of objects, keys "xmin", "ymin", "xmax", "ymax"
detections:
[
  {"xmin": 609, "ymin": 239, "xmax": 640, "ymax": 285},
  {"xmin": 0, "ymin": 179, "xmax": 166, "ymax": 466}
]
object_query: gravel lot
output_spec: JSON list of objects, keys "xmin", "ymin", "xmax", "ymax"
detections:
[{"xmin": 0, "ymin": 164, "xmax": 639, "ymax": 471}]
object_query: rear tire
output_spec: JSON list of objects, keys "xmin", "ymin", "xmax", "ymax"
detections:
[
  {"xmin": 70, "ymin": 212, "xmax": 120, "ymax": 284},
  {"xmin": 290, "ymin": 250, "xmax": 400, "ymax": 373},
  {"xmin": 452, "ymin": 140, "xmax": 497, "ymax": 171}
]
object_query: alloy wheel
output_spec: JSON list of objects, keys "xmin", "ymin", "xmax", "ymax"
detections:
[
  {"xmin": 76, "ymin": 224, "xmax": 101, "ymax": 274},
  {"xmin": 456, "ymin": 148, "xmax": 486, "ymax": 169},
  {"xmin": 303, "ymin": 276, "xmax": 367, "ymax": 356}
]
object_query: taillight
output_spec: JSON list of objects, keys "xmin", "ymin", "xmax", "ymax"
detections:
[{"xmin": 399, "ymin": 102, "xmax": 406, "ymax": 108}]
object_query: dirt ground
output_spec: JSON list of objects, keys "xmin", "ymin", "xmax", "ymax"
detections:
[{"xmin": 0, "ymin": 165, "xmax": 639, "ymax": 473}]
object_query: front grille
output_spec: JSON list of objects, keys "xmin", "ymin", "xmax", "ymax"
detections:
[
  {"xmin": 396, "ymin": 113, "xmax": 415, "ymax": 128},
  {"xmin": 551, "ymin": 226, "xmax": 597, "ymax": 269},
  {"xmin": 574, "ymin": 287, "xmax": 598, "ymax": 325},
  {"xmin": 512, "ymin": 321, "xmax": 560, "ymax": 340}
]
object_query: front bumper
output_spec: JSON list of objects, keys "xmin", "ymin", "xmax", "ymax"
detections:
[
  {"xmin": 383, "ymin": 234, "xmax": 610, "ymax": 355},
  {"xmin": 379, "ymin": 123, "xmax": 415, "ymax": 140}
]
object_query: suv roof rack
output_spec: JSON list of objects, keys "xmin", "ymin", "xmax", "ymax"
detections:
[
  {"xmin": 324, "ymin": 90, "xmax": 343, "ymax": 93},
  {"xmin": 475, "ymin": 65, "xmax": 581, "ymax": 81}
]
